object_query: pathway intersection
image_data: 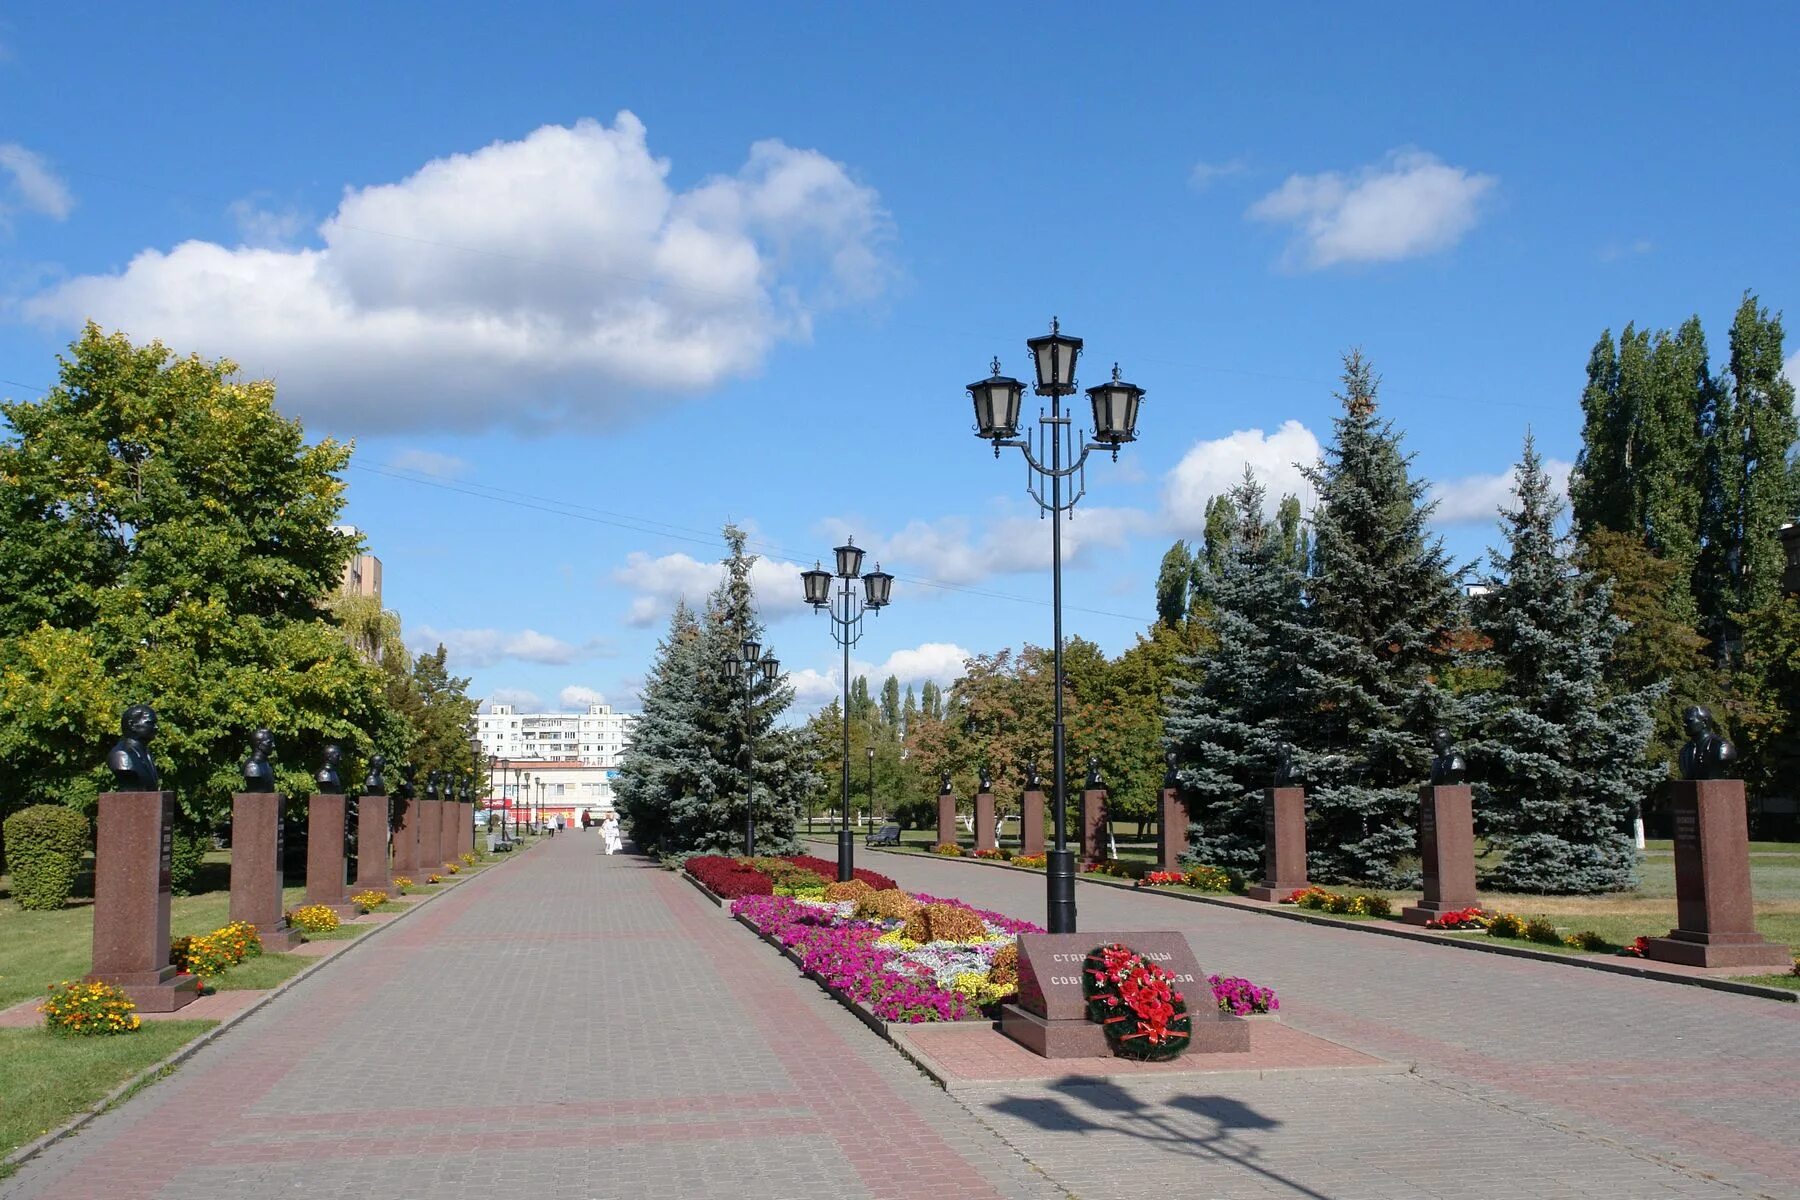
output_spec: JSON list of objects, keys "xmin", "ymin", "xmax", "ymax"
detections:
[{"xmin": 2, "ymin": 835, "xmax": 1794, "ymax": 1199}]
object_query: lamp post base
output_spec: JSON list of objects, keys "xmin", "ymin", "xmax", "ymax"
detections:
[
  {"xmin": 837, "ymin": 829, "xmax": 854, "ymax": 882},
  {"xmin": 1045, "ymin": 848, "xmax": 1077, "ymax": 933}
]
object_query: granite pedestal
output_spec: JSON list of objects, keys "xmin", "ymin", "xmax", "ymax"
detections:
[
  {"xmin": 1156, "ymin": 786, "xmax": 1187, "ymax": 872},
  {"xmin": 457, "ymin": 803, "xmax": 475, "ymax": 857},
  {"xmin": 999, "ymin": 931, "xmax": 1248, "ymax": 1058},
  {"xmin": 1080, "ymin": 787, "xmax": 1107, "ymax": 860},
  {"xmin": 229, "ymin": 792, "xmax": 303, "ymax": 951},
  {"xmin": 88, "ymin": 791, "xmax": 199, "ymax": 1011},
  {"xmin": 390, "ymin": 795, "xmax": 420, "ymax": 881},
  {"xmin": 974, "ymin": 790, "xmax": 996, "ymax": 853},
  {"xmin": 1402, "ymin": 785, "xmax": 1478, "ymax": 925},
  {"xmin": 936, "ymin": 793, "xmax": 957, "ymax": 847},
  {"xmin": 1246, "ymin": 787, "xmax": 1310, "ymax": 902},
  {"xmin": 1020, "ymin": 788, "xmax": 1045, "ymax": 857},
  {"xmin": 304, "ymin": 793, "xmax": 357, "ymax": 918},
  {"xmin": 1643, "ymin": 780, "xmax": 1792, "ymax": 969},
  {"xmin": 437, "ymin": 800, "xmax": 459, "ymax": 866},
  {"xmin": 352, "ymin": 793, "xmax": 400, "ymax": 898},
  {"xmin": 419, "ymin": 799, "xmax": 444, "ymax": 874}
]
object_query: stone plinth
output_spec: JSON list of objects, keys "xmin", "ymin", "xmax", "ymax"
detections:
[
  {"xmin": 457, "ymin": 804, "xmax": 475, "ymax": 857},
  {"xmin": 418, "ymin": 799, "xmax": 444, "ymax": 874},
  {"xmin": 1246, "ymin": 787, "xmax": 1309, "ymax": 902},
  {"xmin": 438, "ymin": 801, "xmax": 459, "ymax": 866},
  {"xmin": 1644, "ymin": 780, "xmax": 1792, "ymax": 969},
  {"xmin": 390, "ymin": 796, "xmax": 419, "ymax": 880},
  {"xmin": 1402, "ymin": 785, "xmax": 1478, "ymax": 925},
  {"xmin": 89, "ymin": 791, "xmax": 200, "ymax": 1012},
  {"xmin": 229, "ymin": 793, "xmax": 303, "ymax": 952},
  {"xmin": 974, "ymin": 791, "xmax": 996, "ymax": 853},
  {"xmin": 304, "ymin": 794, "xmax": 356, "ymax": 918},
  {"xmin": 936, "ymin": 792, "xmax": 957, "ymax": 847},
  {"xmin": 353, "ymin": 793, "xmax": 399, "ymax": 897},
  {"xmin": 1000, "ymin": 931, "xmax": 1248, "ymax": 1059},
  {"xmin": 1021, "ymin": 789, "xmax": 1045, "ymax": 857},
  {"xmin": 1080, "ymin": 787, "xmax": 1107, "ymax": 861},
  {"xmin": 1156, "ymin": 787, "xmax": 1187, "ymax": 872}
]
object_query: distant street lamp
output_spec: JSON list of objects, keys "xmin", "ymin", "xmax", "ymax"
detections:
[
  {"xmin": 965, "ymin": 317, "xmax": 1144, "ymax": 934},
  {"xmin": 801, "ymin": 538, "xmax": 895, "ymax": 881},
  {"xmin": 866, "ymin": 745, "xmax": 876, "ymax": 833},
  {"xmin": 520, "ymin": 770, "xmax": 530, "ymax": 837},
  {"xmin": 723, "ymin": 636, "xmax": 782, "ymax": 855}
]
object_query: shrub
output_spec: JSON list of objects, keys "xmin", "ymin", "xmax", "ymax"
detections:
[
  {"xmin": 39, "ymin": 980, "xmax": 140, "ymax": 1036},
  {"xmin": 287, "ymin": 904, "xmax": 341, "ymax": 934},
  {"xmin": 824, "ymin": 879, "xmax": 875, "ymax": 903},
  {"xmin": 392, "ymin": 875, "xmax": 414, "ymax": 889},
  {"xmin": 1564, "ymin": 930, "xmax": 1611, "ymax": 952},
  {"xmin": 853, "ymin": 888, "xmax": 921, "ymax": 922},
  {"xmin": 3, "ymin": 804, "xmax": 89, "ymax": 910},
  {"xmin": 931, "ymin": 842, "xmax": 963, "ymax": 857},
  {"xmin": 1347, "ymin": 894, "xmax": 1392, "ymax": 917},
  {"xmin": 1487, "ymin": 912, "xmax": 1526, "ymax": 938},
  {"xmin": 1011, "ymin": 854, "xmax": 1046, "ymax": 870},
  {"xmin": 168, "ymin": 829, "xmax": 209, "ymax": 896},
  {"xmin": 352, "ymin": 890, "xmax": 390, "ymax": 912},
  {"xmin": 989, "ymin": 943, "xmax": 1020, "ymax": 988},
  {"xmin": 1185, "ymin": 865, "xmax": 1236, "ymax": 893},
  {"xmin": 1522, "ymin": 916, "xmax": 1561, "ymax": 946},
  {"xmin": 901, "ymin": 903, "xmax": 990, "ymax": 945}
]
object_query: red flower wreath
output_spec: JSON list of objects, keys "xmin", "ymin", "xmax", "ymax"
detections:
[{"xmin": 1081, "ymin": 942, "xmax": 1192, "ymax": 1061}]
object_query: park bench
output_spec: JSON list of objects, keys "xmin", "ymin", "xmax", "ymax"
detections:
[{"xmin": 865, "ymin": 822, "xmax": 901, "ymax": 847}]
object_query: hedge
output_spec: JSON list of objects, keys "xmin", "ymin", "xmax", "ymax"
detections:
[{"xmin": 4, "ymin": 804, "xmax": 90, "ymax": 910}]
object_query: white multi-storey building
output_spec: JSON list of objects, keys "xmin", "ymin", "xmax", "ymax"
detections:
[{"xmin": 476, "ymin": 702, "xmax": 638, "ymax": 767}]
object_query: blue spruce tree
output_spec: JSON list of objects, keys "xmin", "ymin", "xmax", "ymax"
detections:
[{"xmin": 1473, "ymin": 436, "xmax": 1662, "ymax": 893}]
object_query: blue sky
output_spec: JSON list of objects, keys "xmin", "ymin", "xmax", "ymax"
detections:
[{"xmin": 3, "ymin": 4, "xmax": 1796, "ymax": 715}]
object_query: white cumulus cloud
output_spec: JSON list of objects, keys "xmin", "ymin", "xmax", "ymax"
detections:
[
  {"xmin": 1189, "ymin": 158, "xmax": 1247, "ymax": 191},
  {"xmin": 821, "ymin": 509, "xmax": 1150, "ymax": 591},
  {"xmin": 1247, "ymin": 149, "xmax": 1495, "ymax": 269},
  {"xmin": 614, "ymin": 549, "xmax": 808, "ymax": 628},
  {"xmin": 388, "ymin": 448, "xmax": 469, "ymax": 478},
  {"xmin": 0, "ymin": 143, "xmax": 73, "ymax": 228},
  {"xmin": 1430, "ymin": 458, "xmax": 1574, "ymax": 526},
  {"xmin": 557, "ymin": 685, "xmax": 608, "ymax": 710},
  {"xmin": 1163, "ymin": 421, "xmax": 1321, "ymax": 532},
  {"xmin": 412, "ymin": 626, "xmax": 609, "ymax": 668},
  {"xmin": 25, "ymin": 114, "xmax": 892, "ymax": 433}
]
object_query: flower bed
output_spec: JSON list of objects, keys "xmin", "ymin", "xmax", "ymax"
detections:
[
  {"xmin": 170, "ymin": 920, "xmax": 263, "ymax": 982},
  {"xmin": 1286, "ymin": 886, "xmax": 1392, "ymax": 917},
  {"xmin": 687, "ymin": 854, "xmax": 897, "ymax": 900},
  {"xmin": 1137, "ymin": 865, "xmax": 1242, "ymax": 894},
  {"xmin": 39, "ymin": 980, "xmax": 141, "ymax": 1036}
]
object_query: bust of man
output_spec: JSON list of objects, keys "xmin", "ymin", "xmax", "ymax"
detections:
[
  {"xmin": 938, "ymin": 771, "xmax": 954, "ymax": 796},
  {"xmin": 1023, "ymin": 760, "xmax": 1041, "ymax": 790},
  {"xmin": 978, "ymin": 764, "xmax": 993, "ymax": 792},
  {"xmin": 107, "ymin": 704, "xmax": 161, "ymax": 790},
  {"xmin": 315, "ymin": 743, "xmax": 344, "ymax": 794},
  {"xmin": 1164, "ymin": 749, "xmax": 1180, "ymax": 788},
  {"xmin": 1272, "ymin": 742, "xmax": 1298, "ymax": 789},
  {"xmin": 241, "ymin": 728, "xmax": 277, "ymax": 793},
  {"xmin": 458, "ymin": 778, "xmax": 471, "ymax": 803},
  {"xmin": 1679, "ymin": 705, "xmax": 1738, "ymax": 781},
  {"xmin": 425, "ymin": 770, "xmax": 441, "ymax": 801},
  {"xmin": 397, "ymin": 763, "xmax": 417, "ymax": 802},
  {"xmin": 1085, "ymin": 756, "xmax": 1103, "ymax": 788},
  {"xmin": 363, "ymin": 754, "xmax": 387, "ymax": 796},
  {"xmin": 1428, "ymin": 729, "xmax": 1467, "ymax": 786}
]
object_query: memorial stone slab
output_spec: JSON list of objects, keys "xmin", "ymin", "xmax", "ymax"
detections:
[
  {"xmin": 1080, "ymin": 787, "xmax": 1107, "ymax": 860},
  {"xmin": 419, "ymin": 799, "xmax": 444, "ymax": 874},
  {"xmin": 304, "ymin": 793, "xmax": 357, "ymax": 918},
  {"xmin": 353, "ymin": 793, "xmax": 400, "ymax": 898},
  {"xmin": 1402, "ymin": 784, "xmax": 1478, "ymax": 925},
  {"xmin": 974, "ymin": 790, "xmax": 996, "ymax": 853},
  {"xmin": 1156, "ymin": 786, "xmax": 1187, "ymax": 872},
  {"xmin": 89, "ymin": 791, "xmax": 199, "ymax": 1011},
  {"xmin": 1000, "ymin": 931, "xmax": 1248, "ymax": 1058},
  {"xmin": 1246, "ymin": 787, "xmax": 1309, "ymax": 902},
  {"xmin": 230, "ymin": 792, "xmax": 303, "ymax": 951},
  {"xmin": 936, "ymin": 791, "xmax": 957, "ymax": 847},
  {"xmin": 1644, "ymin": 780, "xmax": 1791, "ymax": 969},
  {"xmin": 391, "ymin": 795, "xmax": 420, "ymax": 880},
  {"xmin": 1020, "ymin": 788, "xmax": 1046, "ymax": 857}
]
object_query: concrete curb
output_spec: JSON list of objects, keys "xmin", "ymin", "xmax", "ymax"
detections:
[
  {"xmin": 839, "ymin": 839, "xmax": 1800, "ymax": 1005},
  {"xmin": 1, "ymin": 841, "xmax": 541, "ymax": 1173}
]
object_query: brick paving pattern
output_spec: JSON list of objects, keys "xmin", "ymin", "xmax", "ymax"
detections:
[{"xmin": 5, "ymin": 835, "xmax": 1795, "ymax": 1199}]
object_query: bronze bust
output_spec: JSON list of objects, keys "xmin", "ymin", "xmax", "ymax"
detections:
[
  {"xmin": 1164, "ymin": 748, "xmax": 1179, "ymax": 788},
  {"xmin": 363, "ymin": 754, "xmax": 387, "ymax": 796},
  {"xmin": 107, "ymin": 704, "xmax": 160, "ymax": 790},
  {"xmin": 938, "ymin": 771, "xmax": 954, "ymax": 796},
  {"xmin": 397, "ymin": 763, "xmax": 416, "ymax": 802},
  {"xmin": 1428, "ymin": 729, "xmax": 1467, "ymax": 786},
  {"xmin": 241, "ymin": 728, "xmax": 277, "ymax": 793},
  {"xmin": 1085, "ymin": 756, "xmax": 1103, "ymax": 788},
  {"xmin": 978, "ymin": 764, "xmax": 993, "ymax": 792},
  {"xmin": 425, "ymin": 770, "xmax": 441, "ymax": 801},
  {"xmin": 1679, "ymin": 706, "xmax": 1738, "ymax": 781},
  {"xmin": 1272, "ymin": 742, "xmax": 1298, "ymax": 788},
  {"xmin": 315, "ymin": 744, "xmax": 344, "ymax": 794},
  {"xmin": 1023, "ymin": 759, "xmax": 1041, "ymax": 789}
]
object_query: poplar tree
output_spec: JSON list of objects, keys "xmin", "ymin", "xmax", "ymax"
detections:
[
  {"xmin": 1165, "ymin": 470, "xmax": 1307, "ymax": 872},
  {"xmin": 1472, "ymin": 437, "xmax": 1661, "ymax": 893},
  {"xmin": 1154, "ymin": 541, "xmax": 1195, "ymax": 627},
  {"xmin": 1297, "ymin": 352, "xmax": 1461, "ymax": 884}
]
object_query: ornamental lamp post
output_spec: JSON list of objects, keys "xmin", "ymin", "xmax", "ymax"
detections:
[
  {"xmin": 724, "ymin": 636, "xmax": 781, "ymax": 855},
  {"xmin": 866, "ymin": 745, "xmax": 876, "ymax": 833},
  {"xmin": 520, "ymin": 770, "xmax": 530, "ymax": 837},
  {"xmin": 800, "ymin": 537, "xmax": 896, "ymax": 881},
  {"xmin": 965, "ymin": 317, "xmax": 1144, "ymax": 934}
]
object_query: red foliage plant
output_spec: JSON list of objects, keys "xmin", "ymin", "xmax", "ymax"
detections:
[
  {"xmin": 782, "ymin": 855, "xmax": 897, "ymax": 892},
  {"xmin": 686, "ymin": 856, "xmax": 774, "ymax": 899}
]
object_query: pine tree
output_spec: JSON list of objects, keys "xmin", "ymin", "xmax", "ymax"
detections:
[
  {"xmin": 1472, "ymin": 436, "xmax": 1662, "ymax": 893},
  {"xmin": 1297, "ymin": 352, "xmax": 1462, "ymax": 885},
  {"xmin": 1164, "ymin": 470, "xmax": 1307, "ymax": 872}
]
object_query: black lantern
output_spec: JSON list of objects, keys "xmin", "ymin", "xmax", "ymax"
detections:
[
  {"xmin": 1025, "ymin": 318, "xmax": 1083, "ymax": 396},
  {"xmin": 802, "ymin": 562, "xmax": 833, "ymax": 607},
  {"xmin": 1086, "ymin": 364, "xmax": 1145, "ymax": 446},
  {"xmin": 739, "ymin": 639, "xmax": 761, "ymax": 664},
  {"xmin": 862, "ymin": 563, "xmax": 894, "ymax": 609},
  {"xmin": 722, "ymin": 654, "xmax": 742, "ymax": 681},
  {"xmin": 759, "ymin": 657, "xmax": 781, "ymax": 687},
  {"xmin": 968, "ymin": 359, "xmax": 1024, "ymax": 441},
  {"xmin": 834, "ymin": 538, "xmax": 865, "ymax": 579}
]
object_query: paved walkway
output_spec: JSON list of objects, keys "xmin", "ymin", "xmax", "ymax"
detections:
[{"xmin": 5, "ymin": 837, "xmax": 1796, "ymax": 1199}]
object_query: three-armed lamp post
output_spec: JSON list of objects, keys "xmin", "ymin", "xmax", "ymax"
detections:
[
  {"xmin": 722, "ymin": 637, "xmax": 782, "ymax": 856},
  {"xmin": 800, "ymin": 539, "xmax": 894, "ymax": 881},
  {"xmin": 966, "ymin": 317, "xmax": 1144, "ymax": 934}
]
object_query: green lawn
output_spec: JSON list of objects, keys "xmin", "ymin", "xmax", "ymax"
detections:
[
  {"xmin": 0, "ymin": 1021, "xmax": 216, "ymax": 1163},
  {"xmin": 210, "ymin": 952, "xmax": 311, "ymax": 992}
]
